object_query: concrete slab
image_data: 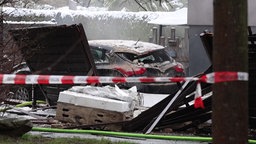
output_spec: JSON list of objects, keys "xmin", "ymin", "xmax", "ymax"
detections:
[{"xmin": 58, "ymin": 91, "xmax": 132, "ymax": 112}]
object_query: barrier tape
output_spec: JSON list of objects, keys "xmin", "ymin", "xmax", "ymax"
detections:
[{"xmin": 0, "ymin": 71, "xmax": 248, "ymax": 85}]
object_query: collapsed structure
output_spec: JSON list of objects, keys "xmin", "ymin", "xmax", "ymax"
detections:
[{"xmin": 8, "ymin": 24, "xmax": 256, "ymax": 135}]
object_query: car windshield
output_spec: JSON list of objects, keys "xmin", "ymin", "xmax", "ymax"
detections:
[{"xmin": 117, "ymin": 50, "xmax": 172, "ymax": 64}]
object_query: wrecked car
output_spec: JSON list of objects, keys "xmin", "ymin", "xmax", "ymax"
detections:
[{"xmin": 88, "ymin": 40, "xmax": 185, "ymax": 93}]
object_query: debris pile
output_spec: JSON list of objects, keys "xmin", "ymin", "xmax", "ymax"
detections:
[
  {"xmin": 55, "ymin": 85, "xmax": 143, "ymax": 131},
  {"xmin": 1, "ymin": 24, "xmax": 255, "ymax": 140}
]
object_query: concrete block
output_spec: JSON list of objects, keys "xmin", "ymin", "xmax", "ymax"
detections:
[{"xmin": 58, "ymin": 91, "xmax": 132, "ymax": 112}]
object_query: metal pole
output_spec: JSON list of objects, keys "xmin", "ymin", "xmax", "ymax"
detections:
[
  {"xmin": 152, "ymin": 27, "xmax": 158, "ymax": 44},
  {"xmin": 32, "ymin": 84, "xmax": 36, "ymax": 109},
  {"xmin": 158, "ymin": 25, "xmax": 163, "ymax": 45},
  {"xmin": 159, "ymin": 36, "xmax": 165, "ymax": 47}
]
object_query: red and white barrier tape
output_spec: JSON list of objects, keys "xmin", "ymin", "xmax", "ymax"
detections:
[
  {"xmin": 200, "ymin": 71, "xmax": 248, "ymax": 83},
  {"xmin": 0, "ymin": 71, "xmax": 248, "ymax": 85}
]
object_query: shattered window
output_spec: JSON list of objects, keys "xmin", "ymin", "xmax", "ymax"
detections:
[
  {"xmin": 90, "ymin": 47, "xmax": 109, "ymax": 63},
  {"xmin": 118, "ymin": 50, "xmax": 172, "ymax": 64}
]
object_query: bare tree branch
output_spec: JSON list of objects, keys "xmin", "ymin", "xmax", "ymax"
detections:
[
  {"xmin": 134, "ymin": 0, "xmax": 147, "ymax": 11},
  {"xmin": 0, "ymin": 0, "xmax": 13, "ymax": 6}
]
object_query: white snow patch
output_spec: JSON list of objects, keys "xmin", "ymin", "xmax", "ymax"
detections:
[
  {"xmin": 4, "ymin": 21, "xmax": 57, "ymax": 25},
  {"xmin": 3, "ymin": 7, "xmax": 57, "ymax": 17},
  {"xmin": 148, "ymin": 7, "xmax": 187, "ymax": 25},
  {"xmin": 3, "ymin": 6, "xmax": 187, "ymax": 24}
]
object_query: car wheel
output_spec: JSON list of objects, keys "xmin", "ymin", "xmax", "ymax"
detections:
[{"xmin": 12, "ymin": 86, "xmax": 31, "ymax": 101}]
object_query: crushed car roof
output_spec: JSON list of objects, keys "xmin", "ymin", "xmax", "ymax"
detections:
[{"xmin": 88, "ymin": 40, "xmax": 165, "ymax": 55}]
